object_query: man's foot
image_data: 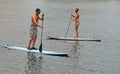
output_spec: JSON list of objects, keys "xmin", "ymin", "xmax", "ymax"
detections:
[
  {"xmin": 74, "ymin": 36, "xmax": 79, "ymax": 40},
  {"xmin": 75, "ymin": 36, "xmax": 79, "ymax": 38},
  {"xmin": 27, "ymin": 47, "xmax": 32, "ymax": 50},
  {"xmin": 31, "ymin": 47, "xmax": 37, "ymax": 50}
]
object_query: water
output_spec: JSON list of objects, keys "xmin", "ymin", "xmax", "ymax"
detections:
[{"xmin": 0, "ymin": 0, "xmax": 120, "ymax": 74}]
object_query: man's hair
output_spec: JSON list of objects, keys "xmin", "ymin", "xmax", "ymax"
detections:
[{"xmin": 36, "ymin": 8, "xmax": 41, "ymax": 13}]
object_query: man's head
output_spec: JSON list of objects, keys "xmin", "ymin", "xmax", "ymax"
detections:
[
  {"xmin": 35, "ymin": 8, "xmax": 41, "ymax": 15},
  {"xmin": 75, "ymin": 8, "xmax": 79, "ymax": 13}
]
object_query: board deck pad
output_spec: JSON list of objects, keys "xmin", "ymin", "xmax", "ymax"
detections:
[
  {"xmin": 47, "ymin": 36, "xmax": 101, "ymax": 42},
  {"xmin": 3, "ymin": 45, "xmax": 68, "ymax": 57}
]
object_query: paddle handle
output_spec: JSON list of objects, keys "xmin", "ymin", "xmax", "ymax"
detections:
[
  {"xmin": 41, "ymin": 14, "xmax": 44, "ymax": 42},
  {"xmin": 65, "ymin": 16, "xmax": 72, "ymax": 39}
]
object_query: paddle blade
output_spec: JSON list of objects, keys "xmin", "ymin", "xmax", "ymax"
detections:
[{"xmin": 39, "ymin": 43, "xmax": 42, "ymax": 52}]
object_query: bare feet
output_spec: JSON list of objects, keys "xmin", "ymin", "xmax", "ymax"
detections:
[{"xmin": 74, "ymin": 36, "xmax": 79, "ymax": 40}]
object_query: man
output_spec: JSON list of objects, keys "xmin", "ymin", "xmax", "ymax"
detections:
[
  {"xmin": 71, "ymin": 8, "xmax": 80, "ymax": 39},
  {"xmin": 27, "ymin": 8, "xmax": 44, "ymax": 50}
]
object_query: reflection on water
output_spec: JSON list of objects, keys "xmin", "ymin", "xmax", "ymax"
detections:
[
  {"xmin": 25, "ymin": 53, "xmax": 43, "ymax": 74},
  {"xmin": 70, "ymin": 41, "xmax": 80, "ymax": 58}
]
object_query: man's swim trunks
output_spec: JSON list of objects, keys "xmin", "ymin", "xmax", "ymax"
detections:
[{"xmin": 30, "ymin": 25, "xmax": 37, "ymax": 38}]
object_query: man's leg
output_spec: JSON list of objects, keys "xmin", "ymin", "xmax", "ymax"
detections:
[
  {"xmin": 32, "ymin": 37, "xmax": 37, "ymax": 48},
  {"xmin": 28, "ymin": 37, "xmax": 33, "ymax": 49}
]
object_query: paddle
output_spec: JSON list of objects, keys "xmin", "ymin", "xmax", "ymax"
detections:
[
  {"xmin": 39, "ymin": 21, "xmax": 44, "ymax": 52},
  {"xmin": 65, "ymin": 16, "xmax": 72, "ymax": 39}
]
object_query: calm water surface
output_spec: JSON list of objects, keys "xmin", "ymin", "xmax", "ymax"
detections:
[{"xmin": 0, "ymin": 0, "xmax": 120, "ymax": 74}]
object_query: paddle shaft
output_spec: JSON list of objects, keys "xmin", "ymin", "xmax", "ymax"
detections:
[
  {"xmin": 41, "ymin": 21, "xmax": 43, "ymax": 42},
  {"xmin": 39, "ymin": 21, "xmax": 43, "ymax": 52},
  {"xmin": 65, "ymin": 16, "xmax": 72, "ymax": 39}
]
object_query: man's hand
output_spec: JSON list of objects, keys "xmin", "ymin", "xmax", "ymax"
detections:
[
  {"xmin": 39, "ymin": 25, "xmax": 43, "ymax": 29},
  {"xmin": 42, "ymin": 14, "xmax": 44, "ymax": 21},
  {"xmin": 42, "ymin": 14, "xmax": 44, "ymax": 17},
  {"xmin": 71, "ymin": 14, "xmax": 74, "ymax": 17}
]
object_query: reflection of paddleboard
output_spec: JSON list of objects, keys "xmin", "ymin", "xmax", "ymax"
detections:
[
  {"xmin": 47, "ymin": 36, "xmax": 101, "ymax": 42},
  {"xmin": 3, "ymin": 45, "xmax": 69, "ymax": 57}
]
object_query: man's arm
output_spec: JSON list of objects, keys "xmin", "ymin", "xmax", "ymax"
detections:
[
  {"xmin": 38, "ymin": 14, "xmax": 44, "ymax": 21},
  {"xmin": 32, "ymin": 16, "xmax": 43, "ymax": 28}
]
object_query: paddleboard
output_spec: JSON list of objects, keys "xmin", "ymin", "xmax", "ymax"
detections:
[
  {"xmin": 3, "ymin": 45, "xmax": 69, "ymax": 57},
  {"xmin": 47, "ymin": 36, "xmax": 101, "ymax": 42}
]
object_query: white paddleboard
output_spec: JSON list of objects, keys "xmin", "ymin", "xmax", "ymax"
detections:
[
  {"xmin": 3, "ymin": 45, "xmax": 68, "ymax": 57},
  {"xmin": 47, "ymin": 36, "xmax": 101, "ymax": 42}
]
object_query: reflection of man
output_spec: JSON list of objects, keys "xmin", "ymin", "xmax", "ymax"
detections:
[
  {"xmin": 25, "ymin": 53, "xmax": 43, "ymax": 74},
  {"xmin": 27, "ymin": 8, "xmax": 44, "ymax": 50},
  {"xmin": 71, "ymin": 41, "xmax": 80, "ymax": 57},
  {"xmin": 71, "ymin": 8, "xmax": 80, "ymax": 38},
  {"xmin": 25, "ymin": 53, "xmax": 37, "ymax": 74}
]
